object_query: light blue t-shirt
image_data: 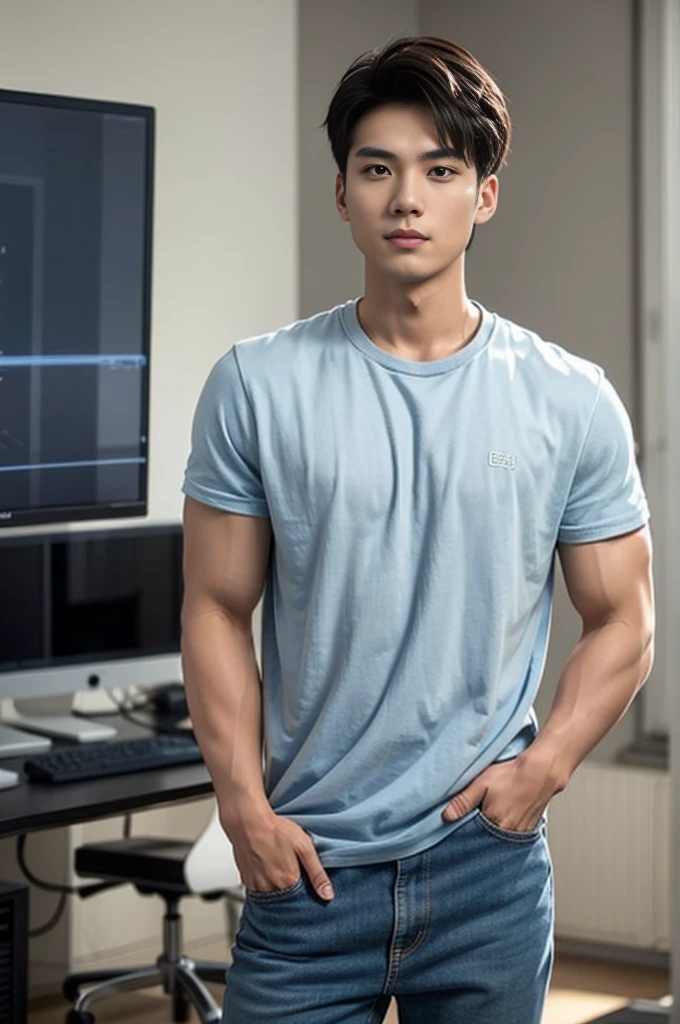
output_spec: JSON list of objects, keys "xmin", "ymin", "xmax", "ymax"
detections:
[{"xmin": 182, "ymin": 296, "xmax": 650, "ymax": 867}]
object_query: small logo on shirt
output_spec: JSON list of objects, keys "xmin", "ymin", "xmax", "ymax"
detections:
[{"xmin": 488, "ymin": 450, "xmax": 517, "ymax": 470}]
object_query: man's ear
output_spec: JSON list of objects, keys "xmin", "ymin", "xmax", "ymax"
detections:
[
  {"xmin": 474, "ymin": 174, "xmax": 499, "ymax": 227},
  {"xmin": 336, "ymin": 173, "xmax": 350, "ymax": 223}
]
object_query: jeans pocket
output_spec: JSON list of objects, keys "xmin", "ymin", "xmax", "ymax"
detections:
[
  {"xmin": 475, "ymin": 810, "xmax": 546, "ymax": 844},
  {"xmin": 245, "ymin": 876, "xmax": 305, "ymax": 902}
]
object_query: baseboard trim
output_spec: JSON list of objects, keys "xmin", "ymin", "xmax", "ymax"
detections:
[{"xmin": 555, "ymin": 936, "xmax": 670, "ymax": 972}]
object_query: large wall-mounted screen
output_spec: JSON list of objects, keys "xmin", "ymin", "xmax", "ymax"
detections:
[{"xmin": 0, "ymin": 88, "xmax": 154, "ymax": 527}]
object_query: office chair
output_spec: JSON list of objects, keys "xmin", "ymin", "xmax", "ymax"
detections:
[{"xmin": 64, "ymin": 802, "xmax": 243, "ymax": 1024}]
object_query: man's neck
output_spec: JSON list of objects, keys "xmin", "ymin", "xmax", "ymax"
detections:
[{"xmin": 356, "ymin": 281, "xmax": 481, "ymax": 363}]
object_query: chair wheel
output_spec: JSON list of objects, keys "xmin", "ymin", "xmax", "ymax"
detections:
[
  {"xmin": 172, "ymin": 989, "xmax": 191, "ymax": 1022},
  {"xmin": 64, "ymin": 1012, "xmax": 95, "ymax": 1023},
  {"xmin": 63, "ymin": 979, "xmax": 80, "ymax": 1002}
]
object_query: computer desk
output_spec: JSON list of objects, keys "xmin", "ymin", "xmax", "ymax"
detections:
[
  {"xmin": 0, "ymin": 714, "xmax": 214, "ymax": 839},
  {"xmin": 0, "ymin": 715, "xmax": 214, "ymax": 1024}
]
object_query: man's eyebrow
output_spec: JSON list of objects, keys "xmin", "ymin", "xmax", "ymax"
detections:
[{"xmin": 353, "ymin": 145, "xmax": 466, "ymax": 163}]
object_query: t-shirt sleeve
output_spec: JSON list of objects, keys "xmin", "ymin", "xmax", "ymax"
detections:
[
  {"xmin": 181, "ymin": 347, "xmax": 269, "ymax": 517},
  {"xmin": 558, "ymin": 373, "xmax": 650, "ymax": 544}
]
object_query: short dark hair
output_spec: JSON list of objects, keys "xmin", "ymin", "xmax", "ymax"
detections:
[{"xmin": 320, "ymin": 35, "xmax": 512, "ymax": 249}]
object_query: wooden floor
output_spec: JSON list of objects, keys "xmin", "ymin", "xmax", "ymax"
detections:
[{"xmin": 29, "ymin": 941, "xmax": 671, "ymax": 1023}]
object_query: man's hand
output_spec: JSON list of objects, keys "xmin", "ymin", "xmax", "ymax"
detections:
[
  {"xmin": 224, "ymin": 810, "xmax": 336, "ymax": 901},
  {"xmin": 441, "ymin": 750, "xmax": 560, "ymax": 832}
]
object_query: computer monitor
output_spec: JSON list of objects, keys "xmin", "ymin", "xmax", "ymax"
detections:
[
  {"xmin": 0, "ymin": 87, "xmax": 154, "ymax": 529},
  {"xmin": 0, "ymin": 524, "xmax": 182, "ymax": 752}
]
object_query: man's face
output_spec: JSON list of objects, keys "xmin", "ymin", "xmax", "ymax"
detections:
[{"xmin": 336, "ymin": 103, "xmax": 497, "ymax": 282}]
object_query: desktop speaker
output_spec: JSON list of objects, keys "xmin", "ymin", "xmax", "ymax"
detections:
[{"xmin": 0, "ymin": 880, "xmax": 28, "ymax": 1024}]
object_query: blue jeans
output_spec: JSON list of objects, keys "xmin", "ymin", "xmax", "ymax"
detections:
[{"xmin": 223, "ymin": 808, "xmax": 554, "ymax": 1023}]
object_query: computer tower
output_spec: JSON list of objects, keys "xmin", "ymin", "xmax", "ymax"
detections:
[{"xmin": 0, "ymin": 879, "xmax": 28, "ymax": 1024}]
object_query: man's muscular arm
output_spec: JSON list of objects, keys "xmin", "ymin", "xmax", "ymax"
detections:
[
  {"xmin": 523, "ymin": 525, "xmax": 655, "ymax": 791},
  {"xmin": 444, "ymin": 525, "xmax": 654, "ymax": 829},
  {"xmin": 181, "ymin": 496, "xmax": 335, "ymax": 900}
]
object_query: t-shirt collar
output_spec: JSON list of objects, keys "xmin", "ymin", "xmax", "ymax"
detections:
[{"xmin": 340, "ymin": 295, "xmax": 495, "ymax": 376}]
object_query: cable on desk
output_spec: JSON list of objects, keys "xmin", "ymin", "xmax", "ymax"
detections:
[
  {"xmin": 73, "ymin": 685, "xmax": 190, "ymax": 734},
  {"xmin": 114, "ymin": 700, "xmax": 188, "ymax": 734},
  {"xmin": 71, "ymin": 686, "xmax": 150, "ymax": 721}
]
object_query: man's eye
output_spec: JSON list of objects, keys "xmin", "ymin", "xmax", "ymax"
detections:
[{"xmin": 364, "ymin": 165, "xmax": 455, "ymax": 178}]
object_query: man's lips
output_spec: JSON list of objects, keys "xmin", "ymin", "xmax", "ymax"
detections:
[{"xmin": 385, "ymin": 236, "xmax": 428, "ymax": 248}]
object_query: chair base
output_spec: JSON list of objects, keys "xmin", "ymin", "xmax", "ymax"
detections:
[
  {"xmin": 63, "ymin": 958, "xmax": 227, "ymax": 1003},
  {"xmin": 63, "ymin": 881, "xmax": 235, "ymax": 1022},
  {"xmin": 65, "ymin": 954, "xmax": 224, "ymax": 1023}
]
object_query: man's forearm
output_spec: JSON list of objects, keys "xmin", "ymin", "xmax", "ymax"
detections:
[
  {"xmin": 181, "ymin": 608, "xmax": 273, "ymax": 829},
  {"xmin": 521, "ymin": 619, "xmax": 654, "ymax": 792}
]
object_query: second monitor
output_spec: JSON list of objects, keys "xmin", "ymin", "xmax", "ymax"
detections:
[{"xmin": 0, "ymin": 523, "xmax": 183, "ymax": 753}]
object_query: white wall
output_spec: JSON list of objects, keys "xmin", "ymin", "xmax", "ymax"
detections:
[
  {"xmin": 298, "ymin": 0, "xmax": 641, "ymax": 765},
  {"xmin": 0, "ymin": 0, "xmax": 298, "ymax": 527}
]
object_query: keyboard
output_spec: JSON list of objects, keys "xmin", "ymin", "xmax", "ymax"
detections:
[{"xmin": 24, "ymin": 731, "xmax": 204, "ymax": 784}]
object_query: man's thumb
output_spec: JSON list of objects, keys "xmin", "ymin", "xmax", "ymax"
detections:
[
  {"xmin": 309, "ymin": 861, "xmax": 335, "ymax": 901},
  {"xmin": 299, "ymin": 843, "xmax": 335, "ymax": 901}
]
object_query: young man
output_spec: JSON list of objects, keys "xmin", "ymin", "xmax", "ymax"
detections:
[{"xmin": 181, "ymin": 35, "xmax": 654, "ymax": 1024}]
